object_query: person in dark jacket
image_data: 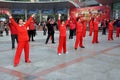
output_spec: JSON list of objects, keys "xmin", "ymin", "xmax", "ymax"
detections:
[
  {"xmin": 101, "ymin": 19, "xmax": 107, "ymax": 35},
  {"xmin": 45, "ymin": 18, "xmax": 55, "ymax": 44},
  {"xmin": 68, "ymin": 19, "xmax": 75, "ymax": 39},
  {"xmin": 42, "ymin": 21, "xmax": 47, "ymax": 35},
  {"xmin": 0, "ymin": 21, "xmax": 5, "ymax": 36}
]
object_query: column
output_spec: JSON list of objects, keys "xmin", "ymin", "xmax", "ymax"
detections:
[{"xmin": 25, "ymin": 9, "xmax": 27, "ymax": 20}]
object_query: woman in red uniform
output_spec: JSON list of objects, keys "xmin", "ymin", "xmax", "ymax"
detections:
[
  {"xmin": 74, "ymin": 14, "xmax": 85, "ymax": 50},
  {"xmin": 6, "ymin": 11, "xmax": 35, "ymax": 67},
  {"xmin": 92, "ymin": 18, "xmax": 99, "ymax": 44},
  {"xmin": 83, "ymin": 20, "xmax": 87, "ymax": 37},
  {"xmin": 57, "ymin": 14, "xmax": 69, "ymax": 55},
  {"xmin": 89, "ymin": 18, "xmax": 94, "ymax": 36},
  {"xmin": 108, "ymin": 20, "xmax": 114, "ymax": 41}
]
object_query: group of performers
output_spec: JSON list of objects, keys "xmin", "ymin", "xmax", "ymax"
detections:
[
  {"xmin": 5, "ymin": 11, "xmax": 120, "ymax": 67},
  {"xmin": 45, "ymin": 13, "xmax": 120, "ymax": 55}
]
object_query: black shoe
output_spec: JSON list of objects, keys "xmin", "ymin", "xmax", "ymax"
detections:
[
  {"xmin": 75, "ymin": 48, "xmax": 77, "ymax": 50},
  {"xmin": 52, "ymin": 42, "xmax": 56, "ymax": 44},
  {"xmin": 12, "ymin": 47, "xmax": 15, "ymax": 49},
  {"xmin": 80, "ymin": 46, "xmax": 85, "ymax": 48},
  {"xmin": 96, "ymin": 41, "xmax": 99, "ymax": 43},
  {"xmin": 25, "ymin": 60, "xmax": 31, "ymax": 63},
  {"xmin": 32, "ymin": 40, "xmax": 35, "ymax": 41}
]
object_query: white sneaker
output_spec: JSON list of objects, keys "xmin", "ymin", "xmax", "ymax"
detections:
[
  {"xmin": 58, "ymin": 53, "xmax": 61, "ymax": 55},
  {"xmin": 65, "ymin": 52, "xmax": 68, "ymax": 54}
]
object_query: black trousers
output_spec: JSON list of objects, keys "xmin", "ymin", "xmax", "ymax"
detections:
[
  {"xmin": 45, "ymin": 33, "xmax": 55, "ymax": 44},
  {"xmin": 102, "ymin": 27, "xmax": 106, "ymax": 35},
  {"xmin": 0, "ymin": 31, "xmax": 3, "ymax": 36},
  {"xmin": 43, "ymin": 26, "xmax": 47, "ymax": 35},
  {"xmin": 29, "ymin": 30, "xmax": 35, "ymax": 41},
  {"xmin": 11, "ymin": 34, "xmax": 18, "ymax": 48},
  {"xmin": 5, "ymin": 28, "xmax": 9, "ymax": 36},
  {"xmin": 69, "ymin": 29, "xmax": 74, "ymax": 39}
]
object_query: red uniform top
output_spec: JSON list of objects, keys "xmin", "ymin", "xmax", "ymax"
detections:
[
  {"xmin": 108, "ymin": 22, "xmax": 114, "ymax": 30},
  {"xmin": 9, "ymin": 16, "xmax": 33, "ymax": 42},
  {"xmin": 29, "ymin": 21, "xmax": 35, "ymax": 30},
  {"xmin": 58, "ymin": 19, "xmax": 68, "ymax": 36},
  {"xmin": 93, "ymin": 21, "xmax": 99, "ymax": 31},
  {"xmin": 83, "ymin": 21, "xmax": 87, "ymax": 30},
  {"xmin": 9, "ymin": 23, "xmax": 18, "ymax": 35},
  {"xmin": 76, "ymin": 21, "xmax": 83, "ymax": 33}
]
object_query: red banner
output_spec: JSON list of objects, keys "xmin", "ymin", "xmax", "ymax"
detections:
[
  {"xmin": 70, "ymin": 6, "xmax": 111, "ymax": 21},
  {"xmin": 0, "ymin": 8, "xmax": 9, "ymax": 14}
]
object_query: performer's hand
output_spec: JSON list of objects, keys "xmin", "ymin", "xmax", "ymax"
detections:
[
  {"xmin": 31, "ymin": 14, "xmax": 35, "ymax": 18},
  {"xmin": 5, "ymin": 11, "xmax": 12, "ymax": 18},
  {"xmin": 58, "ymin": 14, "xmax": 61, "ymax": 19},
  {"xmin": 58, "ymin": 13, "xmax": 61, "ymax": 17}
]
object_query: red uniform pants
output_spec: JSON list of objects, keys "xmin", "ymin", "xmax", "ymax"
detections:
[
  {"xmin": 74, "ymin": 32, "xmax": 83, "ymax": 48},
  {"xmin": 83, "ymin": 29, "xmax": 86, "ymax": 37},
  {"xmin": 116, "ymin": 27, "xmax": 120, "ymax": 37},
  {"xmin": 108, "ymin": 30, "xmax": 113, "ymax": 40},
  {"xmin": 14, "ymin": 41, "xmax": 30, "ymax": 65},
  {"xmin": 89, "ymin": 28, "xmax": 93, "ymax": 36},
  {"xmin": 92, "ymin": 30, "xmax": 98, "ymax": 43},
  {"xmin": 57, "ymin": 36, "xmax": 66, "ymax": 54}
]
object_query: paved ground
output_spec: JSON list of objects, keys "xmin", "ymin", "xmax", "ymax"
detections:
[{"xmin": 0, "ymin": 31, "xmax": 120, "ymax": 80}]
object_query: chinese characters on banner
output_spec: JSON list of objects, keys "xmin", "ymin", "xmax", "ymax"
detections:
[
  {"xmin": 70, "ymin": 6, "xmax": 111, "ymax": 21},
  {"xmin": 0, "ymin": 8, "xmax": 9, "ymax": 14}
]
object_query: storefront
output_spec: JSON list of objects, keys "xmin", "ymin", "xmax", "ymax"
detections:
[
  {"xmin": 113, "ymin": 2, "xmax": 120, "ymax": 19},
  {"xmin": 0, "ymin": 1, "xmax": 76, "ymax": 23},
  {"xmin": 11, "ymin": 8, "xmax": 68, "ymax": 23}
]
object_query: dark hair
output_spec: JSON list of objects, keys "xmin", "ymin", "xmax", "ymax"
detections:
[
  {"xmin": 76, "ymin": 17, "xmax": 80, "ymax": 22},
  {"xmin": 17, "ymin": 18, "xmax": 24, "ymax": 23},
  {"xmin": 61, "ymin": 19, "xmax": 65, "ymax": 23}
]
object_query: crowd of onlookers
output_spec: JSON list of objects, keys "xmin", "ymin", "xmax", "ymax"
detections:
[{"xmin": 0, "ymin": 21, "xmax": 9, "ymax": 36}]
